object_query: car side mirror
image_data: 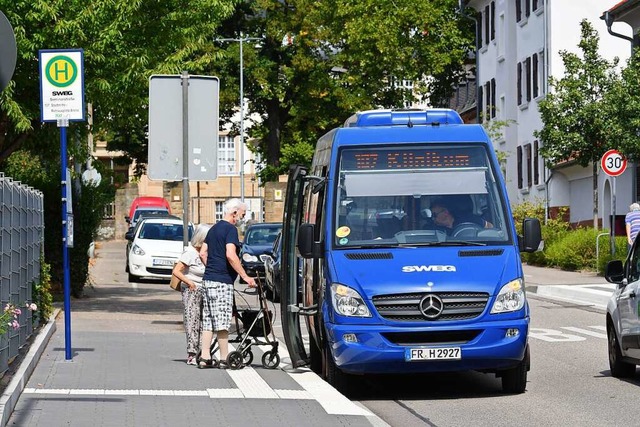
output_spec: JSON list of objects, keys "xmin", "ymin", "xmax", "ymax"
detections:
[
  {"xmin": 605, "ymin": 260, "xmax": 625, "ymax": 284},
  {"xmin": 125, "ymin": 230, "xmax": 134, "ymax": 241},
  {"xmin": 124, "ymin": 215, "xmax": 130, "ymax": 224}
]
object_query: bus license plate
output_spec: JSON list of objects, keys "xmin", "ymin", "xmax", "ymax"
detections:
[
  {"xmin": 153, "ymin": 259, "xmax": 174, "ymax": 266},
  {"xmin": 406, "ymin": 347, "xmax": 461, "ymax": 361}
]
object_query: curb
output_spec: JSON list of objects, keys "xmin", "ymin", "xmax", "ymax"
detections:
[{"xmin": 0, "ymin": 308, "xmax": 60, "ymax": 427}]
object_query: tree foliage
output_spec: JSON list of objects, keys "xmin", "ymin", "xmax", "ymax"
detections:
[
  {"xmin": 0, "ymin": 0, "xmax": 238, "ymax": 294},
  {"xmin": 211, "ymin": 0, "xmax": 474, "ymax": 181},
  {"xmin": 604, "ymin": 48, "xmax": 640, "ymax": 161},
  {"xmin": 533, "ymin": 20, "xmax": 619, "ymax": 228}
]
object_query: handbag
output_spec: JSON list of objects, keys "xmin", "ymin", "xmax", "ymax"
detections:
[{"xmin": 169, "ymin": 273, "xmax": 182, "ymax": 291}]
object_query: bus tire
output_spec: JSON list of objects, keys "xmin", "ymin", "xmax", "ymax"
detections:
[
  {"xmin": 309, "ymin": 336, "xmax": 322, "ymax": 375},
  {"xmin": 501, "ymin": 345, "xmax": 529, "ymax": 394},
  {"xmin": 324, "ymin": 342, "xmax": 351, "ymax": 395}
]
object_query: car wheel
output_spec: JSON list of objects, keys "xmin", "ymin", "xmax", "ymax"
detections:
[
  {"xmin": 501, "ymin": 345, "xmax": 529, "ymax": 394},
  {"xmin": 128, "ymin": 272, "xmax": 137, "ymax": 283},
  {"xmin": 608, "ymin": 321, "xmax": 636, "ymax": 378}
]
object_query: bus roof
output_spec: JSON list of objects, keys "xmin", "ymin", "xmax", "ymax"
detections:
[{"xmin": 343, "ymin": 108, "xmax": 464, "ymax": 127}]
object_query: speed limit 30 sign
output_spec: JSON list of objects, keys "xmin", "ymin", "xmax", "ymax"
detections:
[{"xmin": 601, "ymin": 149, "xmax": 627, "ymax": 177}]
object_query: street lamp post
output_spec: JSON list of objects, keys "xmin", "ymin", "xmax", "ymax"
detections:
[{"xmin": 215, "ymin": 32, "xmax": 262, "ymax": 203}]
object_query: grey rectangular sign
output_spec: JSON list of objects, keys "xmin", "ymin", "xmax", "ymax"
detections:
[{"xmin": 148, "ymin": 74, "xmax": 219, "ymax": 181}]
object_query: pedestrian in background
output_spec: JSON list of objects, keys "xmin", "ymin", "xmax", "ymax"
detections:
[
  {"xmin": 625, "ymin": 202, "xmax": 640, "ymax": 252},
  {"xmin": 172, "ymin": 223, "xmax": 210, "ymax": 366},
  {"xmin": 198, "ymin": 198, "xmax": 256, "ymax": 369}
]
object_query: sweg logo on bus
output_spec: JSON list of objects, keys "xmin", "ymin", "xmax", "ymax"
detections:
[
  {"xmin": 52, "ymin": 91, "xmax": 73, "ymax": 96},
  {"xmin": 402, "ymin": 265, "xmax": 456, "ymax": 272}
]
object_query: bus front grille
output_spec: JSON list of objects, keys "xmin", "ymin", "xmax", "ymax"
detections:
[{"xmin": 372, "ymin": 292, "xmax": 490, "ymax": 321}]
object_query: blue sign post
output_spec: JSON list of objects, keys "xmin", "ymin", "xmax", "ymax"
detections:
[{"xmin": 39, "ymin": 49, "xmax": 85, "ymax": 361}]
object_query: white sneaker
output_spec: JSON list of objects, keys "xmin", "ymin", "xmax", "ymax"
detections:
[{"xmin": 187, "ymin": 355, "xmax": 197, "ymax": 365}]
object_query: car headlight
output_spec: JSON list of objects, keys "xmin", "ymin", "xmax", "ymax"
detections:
[
  {"xmin": 330, "ymin": 284, "xmax": 371, "ymax": 317},
  {"xmin": 491, "ymin": 278, "xmax": 525, "ymax": 314},
  {"xmin": 242, "ymin": 253, "xmax": 259, "ymax": 263},
  {"xmin": 132, "ymin": 244, "xmax": 145, "ymax": 256}
]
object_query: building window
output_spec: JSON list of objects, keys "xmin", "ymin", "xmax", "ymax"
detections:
[
  {"xmin": 525, "ymin": 57, "xmax": 532, "ymax": 102},
  {"xmin": 484, "ymin": 81, "xmax": 491, "ymax": 120},
  {"xmin": 525, "ymin": 0, "xmax": 531, "ymax": 18},
  {"xmin": 533, "ymin": 140, "xmax": 540, "ymax": 185},
  {"xmin": 516, "ymin": 0, "xmax": 522, "ymax": 22},
  {"xmin": 218, "ymin": 135, "xmax": 236, "ymax": 175},
  {"xmin": 533, "ymin": 53, "xmax": 539, "ymax": 98},
  {"xmin": 517, "ymin": 146, "xmax": 523, "ymax": 189},
  {"xmin": 497, "ymin": 13, "xmax": 505, "ymax": 58},
  {"xmin": 525, "ymin": 143, "xmax": 532, "ymax": 187},
  {"xmin": 517, "ymin": 62, "xmax": 522, "ymax": 105},
  {"xmin": 477, "ymin": 11, "xmax": 483, "ymax": 48},
  {"xmin": 484, "ymin": 5, "xmax": 490, "ymax": 46},
  {"xmin": 478, "ymin": 85, "xmax": 484, "ymax": 121},
  {"xmin": 215, "ymin": 201, "xmax": 224, "ymax": 222},
  {"xmin": 490, "ymin": 2, "xmax": 495, "ymax": 41},
  {"xmin": 491, "ymin": 78, "xmax": 496, "ymax": 119}
]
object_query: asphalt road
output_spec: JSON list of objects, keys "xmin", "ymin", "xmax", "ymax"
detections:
[{"xmin": 353, "ymin": 296, "xmax": 638, "ymax": 427}]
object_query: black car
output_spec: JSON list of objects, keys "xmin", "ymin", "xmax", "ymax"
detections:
[
  {"xmin": 263, "ymin": 231, "xmax": 282, "ymax": 301},
  {"xmin": 240, "ymin": 222, "xmax": 282, "ymax": 285}
]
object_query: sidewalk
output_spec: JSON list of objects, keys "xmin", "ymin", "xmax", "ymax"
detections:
[
  {"xmin": 523, "ymin": 263, "xmax": 614, "ymax": 310},
  {"xmin": 2, "ymin": 241, "xmax": 382, "ymax": 427}
]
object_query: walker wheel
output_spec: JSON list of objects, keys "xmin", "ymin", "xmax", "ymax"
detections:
[
  {"xmin": 243, "ymin": 350, "xmax": 254, "ymax": 366},
  {"xmin": 261, "ymin": 350, "xmax": 280, "ymax": 369},
  {"xmin": 227, "ymin": 351, "xmax": 244, "ymax": 370}
]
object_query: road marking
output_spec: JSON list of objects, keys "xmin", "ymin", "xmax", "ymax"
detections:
[
  {"xmin": 561, "ymin": 326, "xmax": 607, "ymax": 339},
  {"xmin": 227, "ymin": 366, "xmax": 279, "ymax": 399},
  {"xmin": 23, "ymin": 388, "xmax": 311, "ymax": 399}
]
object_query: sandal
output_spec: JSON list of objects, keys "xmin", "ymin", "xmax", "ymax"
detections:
[
  {"xmin": 218, "ymin": 360, "xmax": 228, "ymax": 370},
  {"xmin": 198, "ymin": 358, "xmax": 215, "ymax": 369}
]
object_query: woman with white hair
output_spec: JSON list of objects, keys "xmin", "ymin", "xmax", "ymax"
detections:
[
  {"xmin": 625, "ymin": 202, "xmax": 640, "ymax": 252},
  {"xmin": 172, "ymin": 223, "xmax": 211, "ymax": 365}
]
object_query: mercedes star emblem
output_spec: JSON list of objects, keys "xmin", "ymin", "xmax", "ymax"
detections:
[{"xmin": 419, "ymin": 294, "xmax": 444, "ymax": 320}]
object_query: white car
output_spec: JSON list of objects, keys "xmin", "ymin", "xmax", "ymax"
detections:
[
  {"xmin": 126, "ymin": 217, "xmax": 194, "ymax": 282},
  {"xmin": 604, "ymin": 257, "xmax": 640, "ymax": 377}
]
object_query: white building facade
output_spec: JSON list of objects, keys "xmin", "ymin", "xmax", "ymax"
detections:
[{"xmin": 467, "ymin": 0, "xmax": 633, "ymax": 228}]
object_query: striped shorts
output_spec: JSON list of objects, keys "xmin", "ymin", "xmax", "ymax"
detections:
[{"xmin": 201, "ymin": 280, "xmax": 234, "ymax": 331}]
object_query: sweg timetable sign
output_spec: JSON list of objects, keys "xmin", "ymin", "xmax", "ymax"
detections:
[{"xmin": 39, "ymin": 49, "xmax": 85, "ymax": 122}]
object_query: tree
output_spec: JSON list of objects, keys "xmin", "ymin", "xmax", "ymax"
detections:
[
  {"xmin": 0, "ymin": 0, "xmax": 238, "ymax": 294},
  {"xmin": 534, "ymin": 20, "xmax": 619, "ymax": 229},
  {"xmin": 210, "ymin": 0, "xmax": 474, "ymax": 181},
  {"xmin": 603, "ymin": 49, "xmax": 640, "ymax": 162}
]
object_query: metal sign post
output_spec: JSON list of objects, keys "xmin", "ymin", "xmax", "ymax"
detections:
[
  {"xmin": 39, "ymin": 49, "xmax": 85, "ymax": 361},
  {"xmin": 601, "ymin": 149, "xmax": 628, "ymax": 257}
]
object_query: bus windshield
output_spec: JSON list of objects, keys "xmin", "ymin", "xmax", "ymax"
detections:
[{"xmin": 333, "ymin": 145, "xmax": 511, "ymax": 248}]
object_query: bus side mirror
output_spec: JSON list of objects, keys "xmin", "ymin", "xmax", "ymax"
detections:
[
  {"xmin": 519, "ymin": 218, "xmax": 541, "ymax": 253},
  {"xmin": 124, "ymin": 215, "xmax": 131, "ymax": 224},
  {"xmin": 297, "ymin": 223, "xmax": 323, "ymax": 258},
  {"xmin": 605, "ymin": 260, "xmax": 625, "ymax": 284}
]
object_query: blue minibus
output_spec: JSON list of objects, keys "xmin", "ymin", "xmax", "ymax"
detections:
[{"xmin": 280, "ymin": 109, "xmax": 541, "ymax": 394}]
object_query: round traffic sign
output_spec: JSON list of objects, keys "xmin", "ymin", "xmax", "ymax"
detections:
[{"xmin": 601, "ymin": 149, "xmax": 627, "ymax": 177}]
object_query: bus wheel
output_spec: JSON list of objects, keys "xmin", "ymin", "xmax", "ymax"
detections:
[
  {"xmin": 309, "ymin": 336, "xmax": 322, "ymax": 375},
  {"xmin": 324, "ymin": 342, "xmax": 351, "ymax": 395},
  {"xmin": 501, "ymin": 345, "xmax": 529, "ymax": 394}
]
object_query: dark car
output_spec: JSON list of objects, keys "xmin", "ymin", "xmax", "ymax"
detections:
[
  {"xmin": 240, "ymin": 222, "xmax": 282, "ymax": 285},
  {"xmin": 263, "ymin": 231, "xmax": 282, "ymax": 301}
]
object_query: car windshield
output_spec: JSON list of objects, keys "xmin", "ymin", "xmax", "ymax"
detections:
[
  {"xmin": 139, "ymin": 222, "xmax": 193, "ymax": 241},
  {"xmin": 333, "ymin": 144, "xmax": 511, "ymax": 248},
  {"xmin": 244, "ymin": 226, "xmax": 282, "ymax": 245}
]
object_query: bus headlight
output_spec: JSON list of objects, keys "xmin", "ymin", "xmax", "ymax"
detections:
[
  {"xmin": 330, "ymin": 284, "xmax": 371, "ymax": 317},
  {"xmin": 491, "ymin": 279, "xmax": 525, "ymax": 314}
]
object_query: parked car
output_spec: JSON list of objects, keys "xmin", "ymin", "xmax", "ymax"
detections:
[
  {"xmin": 605, "ymin": 256, "xmax": 640, "ymax": 377},
  {"xmin": 240, "ymin": 222, "xmax": 282, "ymax": 285},
  {"xmin": 128, "ymin": 206, "xmax": 171, "ymax": 229},
  {"xmin": 125, "ymin": 214, "xmax": 181, "ymax": 266},
  {"xmin": 263, "ymin": 231, "xmax": 282, "ymax": 301},
  {"xmin": 126, "ymin": 217, "xmax": 193, "ymax": 282},
  {"xmin": 125, "ymin": 196, "xmax": 171, "ymax": 226}
]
